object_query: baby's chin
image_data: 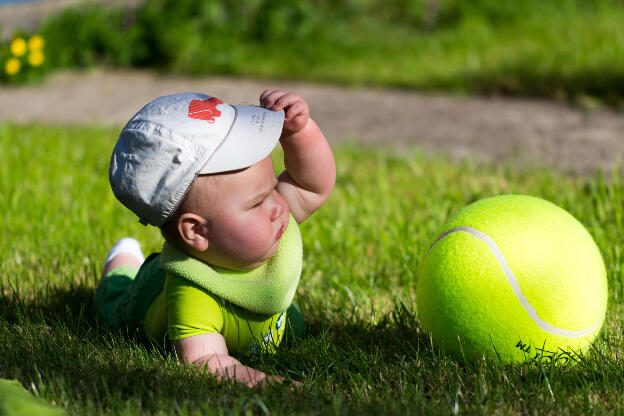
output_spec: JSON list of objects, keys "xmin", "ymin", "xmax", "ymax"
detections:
[
  {"xmin": 227, "ymin": 257, "xmax": 271, "ymax": 271},
  {"xmin": 220, "ymin": 244, "xmax": 279, "ymax": 271},
  {"xmin": 252, "ymin": 238, "xmax": 284, "ymax": 268},
  {"xmin": 245, "ymin": 243, "xmax": 280, "ymax": 270}
]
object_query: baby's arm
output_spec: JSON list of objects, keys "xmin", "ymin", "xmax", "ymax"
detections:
[
  {"xmin": 171, "ymin": 334, "xmax": 285, "ymax": 388},
  {"xmin": 260, "ymin": 90, "xmax": 336, "ymax": 223}
]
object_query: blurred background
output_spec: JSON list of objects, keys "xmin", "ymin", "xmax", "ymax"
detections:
[
  {"xmin": 0, "ymin": 0, "xmax": 623, "ymax": 172},
  {"xmin": 1, "ymin": 0, "xmax": 623, "ymax": 103}
]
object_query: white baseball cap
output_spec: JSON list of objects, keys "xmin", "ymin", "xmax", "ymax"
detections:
[{"xmin": 109, "ymin": 92, "xmax": 285, "ymax": 227}]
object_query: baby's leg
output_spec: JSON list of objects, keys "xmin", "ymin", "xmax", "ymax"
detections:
[
  {"xmin": 101, "ymin": 237, "xmax": 145, "ymax": 276},
  {"xmin": 96, "ymin": 238, "xmax": 146, "ymax": 329}
]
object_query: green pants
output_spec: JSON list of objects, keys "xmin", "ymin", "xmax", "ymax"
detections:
[{"xmin": 95, "ymin": 253, "xmax": 166, "ymax": 332}]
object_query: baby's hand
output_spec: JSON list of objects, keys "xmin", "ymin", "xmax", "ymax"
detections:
[
  {"xmin": 260, "ymin": 90, "xmax": 309, "ymax": 136},
  {"xmin": 257, "ymin": 375, "xmax": 302, "ymax": 391}
]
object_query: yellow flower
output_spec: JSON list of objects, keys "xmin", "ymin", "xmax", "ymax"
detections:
[
  {"xmin": 28, "ymin": 35, "xmax": 45, "ymax": 51},
  {"xmin": 5, "ymin": 58, "xmax": 20, "ymax": 75},
  {"xmin": 28, "ymin": 50, "xmax": 45, "ymax": 67},
  {"xmin": 10, "ymin": 37, "xmax": 27, "ymax": 57}
]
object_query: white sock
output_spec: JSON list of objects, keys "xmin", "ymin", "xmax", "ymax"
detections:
[{"xmin": 105, "ymin": 237, "xmax": 145, "ymax": 266}]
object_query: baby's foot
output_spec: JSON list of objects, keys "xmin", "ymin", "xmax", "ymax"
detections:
[{"xmin": 105, "ymin": 237, "xmax": 145, "ymax": 266}]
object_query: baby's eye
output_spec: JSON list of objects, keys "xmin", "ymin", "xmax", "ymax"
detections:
[
  {"xmin": 251, "ymin": 189, "xmax": 276, "ymax": 209},
  {"xmin": 252, "ymin": 195, "xmax": 269, "ymax": 208}
]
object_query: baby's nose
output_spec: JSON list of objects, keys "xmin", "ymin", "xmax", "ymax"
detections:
[{"xmin": 270, "ymin": 199, "xmax": 283, "ymax": 221}]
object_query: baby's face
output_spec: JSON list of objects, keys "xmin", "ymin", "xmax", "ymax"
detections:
[{"xmin": 193, "ymin": 156, "xmax": 290, "ymax": 270}]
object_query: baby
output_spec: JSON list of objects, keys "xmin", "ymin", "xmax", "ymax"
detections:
[{"xmin": 95, "ymin": 90, "xmax": 335, "ymax": 388}]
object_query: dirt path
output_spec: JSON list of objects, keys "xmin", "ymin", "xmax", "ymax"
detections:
[{"xmin": 1, "ymin": 69, "xmax": 623, "ymax": 173}]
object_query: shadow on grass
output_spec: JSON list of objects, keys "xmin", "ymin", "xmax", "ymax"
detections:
[
  {"xmin": 0, "ymin": 278, "xmax": 171, "ymax": 357},
  {"xmin": 266, "ymin": 300, "xmax": 624, "ymax": 398},
  {"xmin": 0, "ymin": 282, "xmax": 432, "ymax": 392},
  {"xmin": 2, "ymin": 282, "xmax": 622, "ymax": 414},
  {"xmin": 244, "ymin": 301, "xmax": 440, "ymax": 387},
  {"xmin": 0, "ymin": 280, "xmax": 97, "ymax": 327},
  {"xmin": 0, "ymin": 280, "xmax": 428, "ymax": 360},
  {"xmin": 0, "ymin": 281, "xmax": 269, "ymax": 413}
]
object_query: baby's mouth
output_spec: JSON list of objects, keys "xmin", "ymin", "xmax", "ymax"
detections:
[{"xmin": 275, "ymin": 225, "xmax": 284, "ymax": 241}]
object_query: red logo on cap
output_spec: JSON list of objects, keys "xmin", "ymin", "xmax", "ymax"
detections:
[{"xmin": 188, "ymin": 97, "xmax": 223, "ymax": 124}]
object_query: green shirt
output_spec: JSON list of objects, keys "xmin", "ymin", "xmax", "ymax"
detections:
[{"xmin": 144, "ymin": 275, "xmax": 286, "ymax": 355}]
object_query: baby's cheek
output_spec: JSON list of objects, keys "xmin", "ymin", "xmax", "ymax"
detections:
[{"xmin": 241, "ymin": 222, "xmax": 272, "ymax": 252}]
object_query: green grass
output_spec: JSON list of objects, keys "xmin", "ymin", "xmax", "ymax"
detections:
[{"xmin": 1, "ymin": 122, "xmax": 624, "ymax": 414}]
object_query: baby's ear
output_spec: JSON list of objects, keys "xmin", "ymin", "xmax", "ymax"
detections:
[{"xmin": 177, "ymin": 213, "xmax": 210, "ymax": 252}]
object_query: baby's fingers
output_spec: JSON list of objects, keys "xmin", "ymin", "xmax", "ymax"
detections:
[
  {"xmin": 266, "ymin": 377, "xmax": 302, "ymax": 392},
  {"xmin": 271, "ymin": 93, "xmax": 306, "ymax": 113},
  {"xmin": 283, "ymin": 100, "xmax": 307, "ymax": 121},
  {"xmin": 259, "ymin": 89, "xmax": 286, "ymax": 109},
  {"xmin": 286, "ymin": 379, "xmax": 303, "ymax": 390}
]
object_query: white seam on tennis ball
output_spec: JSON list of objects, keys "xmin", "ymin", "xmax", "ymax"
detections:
[{"xmin": 429, "ymin": 226, "xmax": 602, "ymax": 338}]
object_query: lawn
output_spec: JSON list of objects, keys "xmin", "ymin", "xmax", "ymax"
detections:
[{"xmin": 1, "ymin": 122, "xmax": 623, "ymax": 414}]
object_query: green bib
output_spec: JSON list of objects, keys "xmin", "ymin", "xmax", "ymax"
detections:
[{"xmin": 159, "ymin": 215, "xmax": 302, "ymax": 315}]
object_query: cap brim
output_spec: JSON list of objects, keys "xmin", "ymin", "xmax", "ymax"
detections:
[{"xmin": 199, "ymin": 106, "xmax": 284, "ymax": 175}]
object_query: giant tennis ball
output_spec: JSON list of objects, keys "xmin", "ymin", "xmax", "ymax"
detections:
[{"xmin": 416, "ymin": 195, "xmax": 607, "ymax": 364}]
